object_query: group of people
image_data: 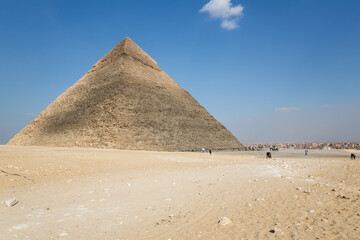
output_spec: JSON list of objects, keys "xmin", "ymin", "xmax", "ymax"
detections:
[{"xmin": 202, "ymin": 148, "xmax": 212, "ymax": 155}]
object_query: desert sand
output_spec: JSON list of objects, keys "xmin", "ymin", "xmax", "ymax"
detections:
[{"xmin": 1, "ymin": 146, "xmax": 359, "ymax": 239}]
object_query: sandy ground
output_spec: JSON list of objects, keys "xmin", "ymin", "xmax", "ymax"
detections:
[{"xmin": 1, "ymin": 146, "xmax": 359, "ymax": 240}]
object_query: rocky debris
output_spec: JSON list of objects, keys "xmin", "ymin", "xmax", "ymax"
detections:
[
  {"xmin": 308, "ymin": 209, "xmax": 315, "ymax": 214},
  {"xmin": 4, "ymin": 198, "xmax": 18, "ymax": 207},
  {"xmin": 296, "ymin": 187, "xmax": 302, "ymax": 191},
  {"xmin": 156, "ymin": 218, "xmax": 171, "ymax": 226},
  {"xmin": 218, "ymin": 217, "xmax": 232, "ymax": 226}
]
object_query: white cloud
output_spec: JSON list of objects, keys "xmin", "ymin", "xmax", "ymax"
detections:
[
  {"xmin": 275, "ymin": 107, "xmax": 298, "ymax": 113},
  {"xmin": 200, "ymin": 0, "xmax": 243, "ymax": 19},
  {"xmin": 200, "ymin": 0, "xmax": 243, "ymax": 30},
  {"xmin": 221, "ymin": 19, "xmax": 238, "ymax": 30}
]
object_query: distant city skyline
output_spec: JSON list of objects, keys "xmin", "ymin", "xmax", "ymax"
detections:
[
  {"xmin": 246, "ymin": 142, "xmax": 360, "ymax": 151},
  {"xmin": 1, "ymin": 0, "xmax": 360, "ymax": 145}
]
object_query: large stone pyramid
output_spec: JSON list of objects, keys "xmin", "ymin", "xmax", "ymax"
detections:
[{"xmin": 8, "ymin": 37, "xmax": 243, "ymax": 151}]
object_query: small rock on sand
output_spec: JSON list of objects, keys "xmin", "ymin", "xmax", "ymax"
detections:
[
  {"xmin": 303, "ymin": 188, "xmax": 311, "ymax": 193},
  {"xmin": 337, "ymin": 194, "xmax": 349, "ymax": 199},
  {"xmin": 11, "ymin": 224, "xmax": 29, "ymax": 230},
  {"xmin": 218, "ymin": 217, "xmax": 232, "ymax": 226},
  {"xmin": 269, "ymin": 227, "xmax": 284, "ymax": 235},
  {"xmin": 4, "ymin": 198, "xmax": 18, "ymax": 207}
]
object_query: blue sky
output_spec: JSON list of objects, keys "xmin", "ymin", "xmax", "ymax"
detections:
[{"xmin": 0, "ymin": 0, "xmax": 359, "ymax": 144}]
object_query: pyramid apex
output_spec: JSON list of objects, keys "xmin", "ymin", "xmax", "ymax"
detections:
[
  {"xmin": 121, "ymin": 37, "xmax": 137, "ymax": 48},
  {"xmin": 121, "ymin": 36, "xmax": 132, "ymax": 43},
  {"xmin": 94, "ymin": 37, "xmax": 159, "ymax": 70}
]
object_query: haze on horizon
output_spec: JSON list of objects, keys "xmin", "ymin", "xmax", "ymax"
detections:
[{"xmin": 1, "ymin": 0, "xmax": 359, "ymax": 145}]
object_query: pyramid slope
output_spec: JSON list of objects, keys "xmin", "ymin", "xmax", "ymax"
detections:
[{"xmin": 8, "ymin": 37, "xmax": 243, "ymax": 151}]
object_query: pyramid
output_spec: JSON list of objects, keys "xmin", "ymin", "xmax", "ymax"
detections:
[{"xmin": 8, "ymin": 37, "xmax": 243, "ymax": 151}]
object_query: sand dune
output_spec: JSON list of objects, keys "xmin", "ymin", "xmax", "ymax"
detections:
[{"xmin": 1, "ymin": 146, "xmax": 359, "ymax": 239}]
